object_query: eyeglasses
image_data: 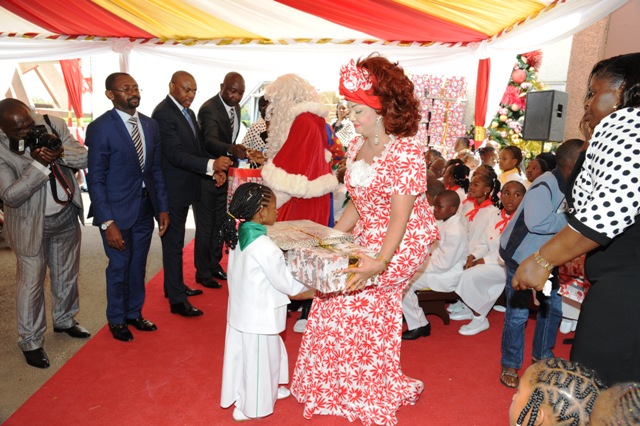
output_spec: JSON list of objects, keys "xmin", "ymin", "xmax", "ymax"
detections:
[{"xmin": 111, "ymin": 86, "xmax": 142, "ymax": 94}]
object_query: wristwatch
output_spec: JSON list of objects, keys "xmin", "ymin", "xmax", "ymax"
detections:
[{"xmin": 100, "ymin": 220, "xmax": 114, "ymax": 231}]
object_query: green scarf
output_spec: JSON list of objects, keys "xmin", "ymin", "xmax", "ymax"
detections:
[{"xmin": 238, "ymin": 221, "xmax": 267, "ymax": 251}]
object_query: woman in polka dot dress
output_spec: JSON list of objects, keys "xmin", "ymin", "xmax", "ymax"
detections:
[
  {"xmin": 290, "ymin": 54, "xmax": 438, "ymax": 425},
  {"xmin": 512, "ymin": 52, "xmax": 640, "ymax": 385}
]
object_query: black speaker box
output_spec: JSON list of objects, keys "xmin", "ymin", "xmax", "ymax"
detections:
[{"xmin": 522, "ymin": 90, "xmax": 568, "ymax": 141}]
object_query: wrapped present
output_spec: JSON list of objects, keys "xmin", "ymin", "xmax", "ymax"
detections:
[
  {"xmin": 286, "ymin": 242, "xmax": 379, "ymax": 293},
  {"xmin": 266, "ymin": 220, "xmax": 353, "ymax": 250}
]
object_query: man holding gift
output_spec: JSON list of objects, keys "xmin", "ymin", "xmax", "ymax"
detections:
[{"xmin": 261, "ymin": 74, "xmax": 340, "ymax": 332}]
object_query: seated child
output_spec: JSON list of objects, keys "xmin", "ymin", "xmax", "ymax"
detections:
[
  {"xmin": 401, "ymin": 190, "xmax": 468, "ymax": 340},
  {"xmin": 453, "ymin": 181, "xmax": 526, "ymax": 336},
  {"xmin": 510, "ymin": 358, "xmax": 604, "ymax": 426},
  {"xmin": 219, "ymin": 182, "xmax": 309, "ymax": 421},
  {"xmin": 524, "ymin": 158, "xmax": 550, "ymax": 188},
  {"xmin": 426, "ymin": 178, "xmax": 445, "ymax": 207},
  {"xmin": 498, "ymin": 145, "xmax": 524, "ymax": 185},
  {"xmin": 590, "ymin": 382, "xmax": 640, "ymax": 425},
  {"xmin": 443, "ymin": 163, "xmax": 470, "ymax": 206}
]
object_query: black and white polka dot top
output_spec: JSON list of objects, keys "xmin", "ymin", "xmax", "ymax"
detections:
[{"xmin": 570, "ymin": 108, "xmax": 640, "ymax": 244}]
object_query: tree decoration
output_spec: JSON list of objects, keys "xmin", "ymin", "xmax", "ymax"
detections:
[{"xmin": 487, "ymin": 50, "xmax": 545, "ymax": 155}]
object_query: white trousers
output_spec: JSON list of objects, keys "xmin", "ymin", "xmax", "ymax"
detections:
[{"xmin": 220, "ymin": 324, "xmax": 288, "ymax": 418}]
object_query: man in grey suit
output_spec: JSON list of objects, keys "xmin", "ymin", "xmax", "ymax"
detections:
[
  {"xmin": 152, "ymin": 71, "xmax": 231, "ymax": 316},
  {"xmin": 196, "ymin": 72, "xmax": 247, "ymax": 286},
  {"xmin": 0, "ymin": 98, "xmax": 89, "ymax": 369}
]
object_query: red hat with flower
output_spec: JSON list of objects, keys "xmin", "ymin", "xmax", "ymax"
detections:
[{"xmin": 339, "ymin": 59, "xmax": 382, "ymax": 110}]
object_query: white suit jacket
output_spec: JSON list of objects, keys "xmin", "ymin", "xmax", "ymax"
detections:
[{"xmin": 227, "ymin": 235, "xmax": 306, "ymax": 334}]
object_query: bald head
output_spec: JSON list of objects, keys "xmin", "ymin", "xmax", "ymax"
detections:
[
  {"xmin": 220, "ymin": 72, "xmax": 245, "ymax": 107},
  {"xmin": 0, "ymin": 99, "xmax": 34, "ymax": 142},
  {"xmin": 169, "ymin": 71, "xmax": 197, "ymax": 108}
]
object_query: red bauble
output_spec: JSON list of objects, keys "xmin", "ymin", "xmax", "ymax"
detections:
[{"xmin": 511, "ymin": 69, "xmax": 527, "ymax": 85}]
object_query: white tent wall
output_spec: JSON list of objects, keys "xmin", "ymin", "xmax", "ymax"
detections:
[{"xmin": 0, "ymin": 0, "xmax": 629, "ymax": 133}]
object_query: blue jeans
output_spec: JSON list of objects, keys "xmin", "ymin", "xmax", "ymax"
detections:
[{"xmin": 501, "ymin": 264, "xmax": 562, "ymax": 370}]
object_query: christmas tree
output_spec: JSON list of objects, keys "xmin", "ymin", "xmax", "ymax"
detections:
[{"xmin": 487, "ymin": 50, "xmax": 546, "ymax": 157}]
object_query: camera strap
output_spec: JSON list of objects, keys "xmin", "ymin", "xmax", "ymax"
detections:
[{"xmin": 43, "ymin": 114, "xmax": 74, "ymax": 205}]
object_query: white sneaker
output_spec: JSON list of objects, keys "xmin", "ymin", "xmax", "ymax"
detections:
[
  {"xmin": 559, "ymin": 318, "xmax": 573, "ymax": 334},
  {"xmin": 293, "ymin": 319, "xmax": 307, "ymax": 333},
  {"xmin": 449, "ymin": 305, "xmax": 473, "ymax": 321},
  {"xmin": 492, "ymin": 304, "xmax": 506, "ymax": 313},
  {"xmin": 277, "ymin": 386, "xmax": 291, "ymax": 400},
  {"xmin": 232, "ymin": 407, "xmax": 250, "ymax": 421},
  {"xmin": 458, "ymin": 317, "xmax": 489, "ymax": 336},
  {"xmin": 447, "ymin": 300, "xmax": 464, "ymax": 313}
]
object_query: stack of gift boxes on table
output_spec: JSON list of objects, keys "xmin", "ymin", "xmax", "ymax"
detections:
[{"xmin": 266, "ymin": 220, "xmax": 379, "ymax": 293}]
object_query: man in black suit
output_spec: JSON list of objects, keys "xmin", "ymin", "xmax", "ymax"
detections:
[
  {"xmin": 196, "ymin": 72, "xmax": 247, "ymax": 285},
  {"xmin": 152, "ymin": 71, "xmax": 231, "ymax": 317}
]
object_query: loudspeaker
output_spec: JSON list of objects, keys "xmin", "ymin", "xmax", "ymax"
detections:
[{"xmin": 522, "ymin": 90, "xmax": 568, "ymax": 141}]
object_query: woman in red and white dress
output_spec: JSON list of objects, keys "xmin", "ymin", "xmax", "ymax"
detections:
[{"xmin": 291, "ymin": 54, "xmax": 438, "ymax": 425}]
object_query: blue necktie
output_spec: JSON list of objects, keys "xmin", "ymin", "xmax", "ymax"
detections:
[{"xmin": 182, "ymin": 108, "xmax": 196, "ymax": 136}]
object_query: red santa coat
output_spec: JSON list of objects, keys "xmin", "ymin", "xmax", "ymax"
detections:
[{"xmin": 261, "ymin": 111, "xmax": 338, "ymax": 225}]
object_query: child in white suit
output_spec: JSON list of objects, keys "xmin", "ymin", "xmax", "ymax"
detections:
[
  {"xmin": 219, "ymin": 183, "xmax": 309, "ymax": 421},
  {"xmin": 401, "ymin": 190, "xmax": 468, "ymax": 340}
]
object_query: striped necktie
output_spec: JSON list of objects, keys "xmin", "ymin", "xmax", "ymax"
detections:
[
  {"xmin": 229, "ymin": 107, "xmax": 235, "ymax": 138},
  {"xmin": 128, "ymin": 116, "xmax": 145, "ymax": 170}
]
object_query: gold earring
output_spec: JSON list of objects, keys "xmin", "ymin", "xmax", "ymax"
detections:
[{"xmin": 613, "ymin": 103, "xmax": 619, "ymax": 111}]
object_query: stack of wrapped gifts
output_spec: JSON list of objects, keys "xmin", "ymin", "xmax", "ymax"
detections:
[{"xmin": 266, "ymin": 220, "xmax": 379, "ymax": 293}]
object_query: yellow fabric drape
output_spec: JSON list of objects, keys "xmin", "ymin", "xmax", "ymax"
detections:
[
  {"xmin": 393, "ymin": 0, "xmax": 550, "ymax": 37},
  {"xmin": 92, "ymin": 0, "xmax": 261, "ymax": 40}
]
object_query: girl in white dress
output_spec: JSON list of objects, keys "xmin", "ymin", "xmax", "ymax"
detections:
[{"xmin": 219, "ymin": 183, "xmax": 308, "ymax": 421}]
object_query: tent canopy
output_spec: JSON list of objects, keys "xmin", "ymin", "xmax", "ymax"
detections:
[{"xmin": 0, "ymin": 0, "xmax": 628, "ymax": 126}]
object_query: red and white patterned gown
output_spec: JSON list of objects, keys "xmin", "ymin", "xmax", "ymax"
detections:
[{"xmin": 291, "ymin": 135, "xmax": 438, "ymax": 425}]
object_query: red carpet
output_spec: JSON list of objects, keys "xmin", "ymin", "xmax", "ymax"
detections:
[{"xmin": 5, "ymin": 241, "xmax": 572, "ymax": 425}]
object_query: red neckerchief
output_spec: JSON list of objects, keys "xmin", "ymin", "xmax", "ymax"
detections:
[
  {"xmin": 462, "ymin": 194, "xmax": 473, "ymax": 205},
  {"xmin": 494, "ymin": 209, "xmax": 513, "ymax": 234},
  {"xmin": 465, "ymin": 198, "xmax": 493, "ymax": 222},
  {"xmin": 446, "ymin": 184, "xmax": 460, "ymax": 191}
]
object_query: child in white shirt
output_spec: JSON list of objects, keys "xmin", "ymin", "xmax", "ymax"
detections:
[{"xmin": 219, "ymin": 183, "xmax": 308, "ymax": 421}]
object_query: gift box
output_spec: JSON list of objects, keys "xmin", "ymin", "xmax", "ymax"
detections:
[
  {"xmin": 286, "ymin": 242, "xmax": 379, "ymax": 293},
  {"xmin": 266, "ymin": 220, "xmax": 353, "ymax": 250}
]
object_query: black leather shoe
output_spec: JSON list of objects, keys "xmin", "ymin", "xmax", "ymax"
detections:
[
  {"xmin": 170, "ymin": 301, "xmax": 203, "ymax": 317},
  {"xmin": 23, "ymin": 348, "xmax": 50, "ymax": 369},
  {"xmin": 402, "ymin": 323, "xmax": 431, "ymax": 340},
  {"xmin": 195, "ymin": 277, "xmax": 222, "ymax": 289},
  {"xmin": 109, "ymin": 323, "xmax": 134, "ymax": 342},
  {"xmin": 164, "ymin": 285, "xmax": 203, "ymax": 298},
  {"xmin": 212, "ymin": 269, "xmax": 227, "ymax": 281},
  {"xmin": 185, "ymin": 285, "xmax": 204, "ymax": 296},
  {"xmin": 54, "ymin": 323, "xmax": 91, "ymax": 338},
  {"xmin": 125, "ymin": 317, "xmax": 157, "ymax": 331}
]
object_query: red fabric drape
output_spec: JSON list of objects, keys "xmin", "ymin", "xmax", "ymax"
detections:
[
  {"xmin": 60, "ymin": 59, "xmax": 84, "ymax": 144},
  {"xmin": 474, "ymin": 58, "xmax": 491, "ymax": 148},
  {"xmin": 276, "ymin": 0, "xmax": 486, "ymax": 43},
  {"xmin": 0, "ymin": 0, "xmax": 153, "ymax": 38}
]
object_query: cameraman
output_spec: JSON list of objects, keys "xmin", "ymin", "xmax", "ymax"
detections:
[{"xmin": 0, "ymin": 98, "xmax": 89, "ymax": 369}]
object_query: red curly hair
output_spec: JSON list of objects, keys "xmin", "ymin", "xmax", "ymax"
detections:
[{"xmin": 357, "ymin": 53, "xmax": 421, "ymax": 137}]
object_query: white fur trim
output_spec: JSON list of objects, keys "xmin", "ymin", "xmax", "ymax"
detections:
[
  {"xmin": 325, "ymin": 149, "xmax": 333, "ymax": 163},
  {"xmin": 262, "ymin": 161, "xmax": 339, "ymax": 209}
]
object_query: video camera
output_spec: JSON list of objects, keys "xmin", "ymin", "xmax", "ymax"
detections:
[{"xmin": 23, "ymin": 125, "xmax": 62, "ymax": 150}]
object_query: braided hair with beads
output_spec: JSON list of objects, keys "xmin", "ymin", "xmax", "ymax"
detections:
[
  {"xmin": 517, "ymin": 358, "xmax": 605, "ymax": 426},
  {"xmin": 219, "ymin": 183, "xmax": 273, "ymax": 250}
]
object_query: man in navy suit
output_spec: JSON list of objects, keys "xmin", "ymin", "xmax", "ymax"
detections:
[
  {"xmin": 152, "ymin": 71, "xmax": 232, "ymax": 317},
  {"xmin": 86, "ymin": 72, "xmax": 170, "ymax": 342},
  {"xmin": 196, "ymin": 72, "xmax": 247, "ymax": 285}
]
